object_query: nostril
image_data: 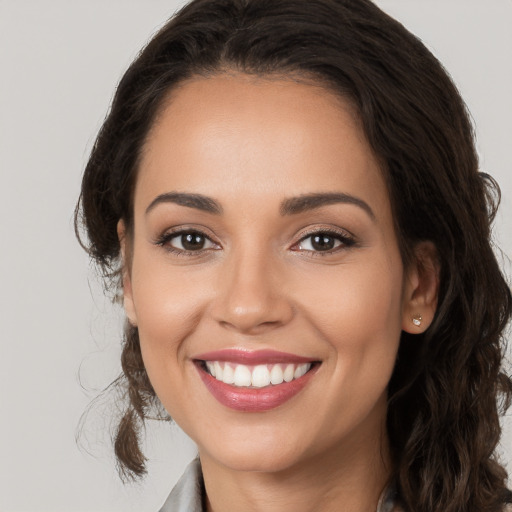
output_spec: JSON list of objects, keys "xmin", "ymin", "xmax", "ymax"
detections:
[
  {"xmin": 218, "ymin": 317, "xmax": 287, "ymax": 335},
  {"xmin": 215, "ymin": 301, "xmax": 293, "ymax": 334}
]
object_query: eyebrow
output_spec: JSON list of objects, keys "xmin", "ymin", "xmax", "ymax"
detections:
[
  {"xmin": 145, "ymin": 192, "xmax": 223, "ymax": 215},
  {"xmin": 279, "ymin": 192, "xmax": 375, "ymax": 220},
  {"xmin": 145, "ymin": 191, "xmax": 375, "ymax": 220}
]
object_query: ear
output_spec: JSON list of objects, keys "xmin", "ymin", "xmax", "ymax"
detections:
[
  {"xmin": 401, "ymin": 241, "xmax": 440, "ymax": 334},
  {"xmin": 117, "ymin": 220, "xmax": 138, "ymax": 327}
]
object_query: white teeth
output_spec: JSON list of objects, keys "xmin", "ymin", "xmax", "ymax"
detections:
[
  {"xmin": 206, "ymin": 361, "xmax": 314, "ymax": 388},
  {"xmin": 214, "ymin": 361, "xmax": 223, "ymax": 381},
  {"xmin": 251, "ymin": 365, "xmax": 271, "ymax": 388},
  {"xmin": 233, "ymin": 365, "xmax": 252, "ymax": 387},
  {"xmin": 283, "ymin": 364, "xmax": 295, "ymax": 382},
  {"xmin": 222, "ymin": 363, "xmax": 235, "ymax": 384},
  {"xmin": 270, "ymin": 365, "xmax": 284, "ymax": 385},
  {"xmin": 206, "ymin": 361, "xmax": 216, "ymax": 377},
  {"xmin": 294, "ymin": 363, "xmax": 310, "ymax": 379}
]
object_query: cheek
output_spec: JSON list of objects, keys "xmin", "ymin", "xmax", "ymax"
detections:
[
  {"xmin": 132, "ymin": 274, "xmax": 211, "ymax": 426},
  {"xmin": 131, "ymin": 247, "xmax": 209, "ymax": 331},
  {"xmin": 129, "ymin": 256, "xmax": 212, "ymax": 389},
  {"xmin": 294, "ymin": 254, "xmax": 404, "ymax": 405},
  {"xmin": 294, "ymin": 254, "xmax": 404, "ymax": 345}
]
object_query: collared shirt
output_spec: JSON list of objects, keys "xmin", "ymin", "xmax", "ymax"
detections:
[{"xmin": 159, "ymin": 458, "xmax": 400, "ymax": 512}]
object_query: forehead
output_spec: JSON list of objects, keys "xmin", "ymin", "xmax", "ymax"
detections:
[{"xmin": 136, "ymin": 73, "xmax": 389, "ymax": 217}]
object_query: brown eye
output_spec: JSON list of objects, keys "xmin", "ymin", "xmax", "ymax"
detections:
[
  {"xmin": 296, "ymin": 231, "xmax": 355, "ymax": 253},
  {"xmin": 181, "ymin": 233, "xmax": 206, "ymax": 250},
  {"xmin": 165, "ymin": 231, "xmax": 216, "ymax": 252},
  {"xmin": 310, "ymin": 234, "xmax": 336, "ymax": 251}
]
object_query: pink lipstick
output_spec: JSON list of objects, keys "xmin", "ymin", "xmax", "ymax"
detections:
[{"xmin": 194, "ymin": 349, "xmax": 319, "ymax": 412}]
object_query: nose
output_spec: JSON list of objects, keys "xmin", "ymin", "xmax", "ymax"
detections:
[{"xmin": 211, "ymin": 247, "xmax": 294, "ymax": 335}]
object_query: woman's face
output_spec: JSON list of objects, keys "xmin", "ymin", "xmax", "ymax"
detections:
[{"xmin": 121, "ymin": 74, "xmax": 422, "ymax": 473}]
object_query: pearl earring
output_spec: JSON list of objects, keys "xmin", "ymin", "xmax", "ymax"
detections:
[{"xmin": 412, "ymin": 314, "xmax": 422, "ymax": 327}]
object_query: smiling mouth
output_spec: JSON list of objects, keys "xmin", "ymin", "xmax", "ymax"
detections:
[
  {"xmin": 197, "ymin": 360, "xmax": 318, "ymax": 389},
  {"xmin": 193, "ymin": 349, "xmax": 321, "ymax": 411}
]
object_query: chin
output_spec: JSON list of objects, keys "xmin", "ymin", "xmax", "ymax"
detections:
[
  {"xmin": 206, "ymin": 449, "xmax": 302, "ymax": 474},
  {"xmin": 197, "ymin": 426, "xmax": 308, "ymax": 473}
]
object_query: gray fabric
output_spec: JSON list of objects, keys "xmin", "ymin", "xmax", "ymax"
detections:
[
  {"xmin": 159, "ymin": 458, "xmax": 204, "ymax": 512},
  {"xmin": 159, "ymin": 458, "xmax": 399, "ymax": 511}
]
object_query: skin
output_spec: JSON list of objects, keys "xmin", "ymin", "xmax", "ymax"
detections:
[{"xmin": 119, "ymin": 74, "xmax": 438, "ymax": 512}]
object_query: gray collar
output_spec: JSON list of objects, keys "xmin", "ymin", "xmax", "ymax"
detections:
[
  {"xmin": 159, "ymin": 458, "xmax": 399, "ymax": 512},
  {"xmin": 159, "ymin": 458, "xmax": 204, "ymax": 512}
]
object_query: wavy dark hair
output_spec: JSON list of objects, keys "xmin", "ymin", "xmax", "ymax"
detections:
[{"xmin": 75, "ymin": 0, "xmax": 512, "ymax": 510}]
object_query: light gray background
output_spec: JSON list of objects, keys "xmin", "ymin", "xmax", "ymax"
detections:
[{"xmin": 0, "ymin": 1, "xmax": 510, "ymax": 511}]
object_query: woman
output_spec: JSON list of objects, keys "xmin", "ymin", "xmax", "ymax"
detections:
[{"xmin": 75, "ymin": 0, "xmax": 512, "ymax": 510}]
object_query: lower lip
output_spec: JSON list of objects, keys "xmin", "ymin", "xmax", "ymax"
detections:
[{"xmin": 196, "ymin": 363, "xmax": 318, "ymax": 412}]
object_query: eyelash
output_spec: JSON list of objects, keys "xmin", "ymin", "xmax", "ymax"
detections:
[
  {"xmin": 154, "ymin": 229, "xmax": 220, "ymax": 257},
  {"xmin": 292, "ymin": 227, "xmax": 356, "ymax": 256},
  {"xmin": 154, "ymin": 227, "xmax": 356, "ymax": 257}
]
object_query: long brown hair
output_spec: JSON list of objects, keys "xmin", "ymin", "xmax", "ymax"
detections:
[{"xmin": 75, "ymin": 1, "xmax": 512, "ymax": 510}]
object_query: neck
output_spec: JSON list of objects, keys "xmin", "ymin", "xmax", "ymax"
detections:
[{"xmin": 200, "ymin": 415, "xmax": 392, "ymax": 512}]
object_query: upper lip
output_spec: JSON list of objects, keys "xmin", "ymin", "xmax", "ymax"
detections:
[{"xmin": 193, "ymin": 348, "xmax": 318, "ymax": 365}]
